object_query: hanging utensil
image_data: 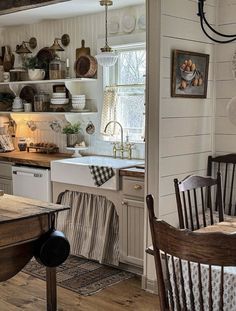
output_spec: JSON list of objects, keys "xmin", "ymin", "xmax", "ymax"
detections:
[{"xmin": 85, "ymin": 121, "xmax": 95, "ymax": 135}]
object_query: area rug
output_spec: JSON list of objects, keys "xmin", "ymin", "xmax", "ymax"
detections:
[{"xmin": 23, "ymin": 256, "xmax": 134, "ymax": 296}]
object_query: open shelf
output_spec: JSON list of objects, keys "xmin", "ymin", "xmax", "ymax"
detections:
[
  {"xmin": 0, "ymin": 111, "xmax": 97, "ymax": 115},
  {"xmin": 0, "ymin": 78, "xmax": 97, "ymax": 86}
]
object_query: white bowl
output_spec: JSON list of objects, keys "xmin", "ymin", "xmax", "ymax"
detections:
[
  {"xmin": 51, "ymin": 98, "xmax": 69, "ymax": 105},
  {"xmin": 52, "ymin": 92, "xmax": 66, "ymax": 97},
  {"xmin": 72, "ymin": 102, "xmax": 86, "ymax": 110},
  {"xmin": 72, "ymin": 95, "xmax": 85, "ymax": 99},
  {"xmin": 180, "ymin": 67, "xmax": 196, "ymax": 82},
  {"xmin": 72, "ymin": 99, "xmax": 85, "ymax": 104},
  {"xmin": 52, "ymin": 92, "xmax": 66, "ymax": 98}
]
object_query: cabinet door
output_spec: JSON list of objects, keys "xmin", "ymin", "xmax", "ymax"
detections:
[
  {"xmin": 0, "ymin": 178, "xmax": 13, "ymax": 194},
  {"xmin": 122, "ymin": 199, "xmax": 144, "ymax": 266}
]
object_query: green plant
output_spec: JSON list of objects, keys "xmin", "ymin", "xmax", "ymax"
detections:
[
  {"xmin": 62, "ymin": 122, "xmax": 81, "ymax": 134},
  {"xmin": 23, "ymin": 56, "xmax": 45, "ymax": 70}
]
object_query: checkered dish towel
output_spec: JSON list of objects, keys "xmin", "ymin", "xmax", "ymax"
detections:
[{"xmin": 89, "ymin": 165, "xmax": 115, "ymax": 187}]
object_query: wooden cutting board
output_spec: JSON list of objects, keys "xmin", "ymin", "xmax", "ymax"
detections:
[{"xmin": 76, "ymin": 40, "xmax": 91, "ymax": 60}]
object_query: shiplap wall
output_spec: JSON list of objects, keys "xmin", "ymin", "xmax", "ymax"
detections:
[
  {"xmin": 159, "ymin": 0, "xmax": 216, "ymax": 225},
  {"xmin": 215, "ymin": 0, "xmax": 236, "ymax": 155},
  {"xmin": 0, "ymin": 4, "xmax": 145, "ymax": 156}
]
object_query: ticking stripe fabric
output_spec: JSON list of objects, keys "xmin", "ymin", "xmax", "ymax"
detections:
[
  {"xmin": 89, "ymin": 165, "xmax": 114, "ymax": 187},
  {"xmin": 56, "ymin": 190, "xmax": 119, "ymax": 266}
]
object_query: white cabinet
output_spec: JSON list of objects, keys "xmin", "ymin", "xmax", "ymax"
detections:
[
  {"xmin": 0, "ymin": 161, "xmax": 12, "ymax": 194},
  {"xmin": 121, "ymin": 176, "xmax": 144, "ymax": 267}
]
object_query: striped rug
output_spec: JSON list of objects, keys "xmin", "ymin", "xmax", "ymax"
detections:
[{"xmin": 23, "ymin": 256, "xmax": 134, "ymax": 296}]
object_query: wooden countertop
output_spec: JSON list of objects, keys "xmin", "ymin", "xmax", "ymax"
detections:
[
  {"xmin": 0, "ymin": 151, "xmax": 70, "ymax": 168},
  {"xmin": 119, "ymin": 166, "xmax": 145, "ymax": 178}
]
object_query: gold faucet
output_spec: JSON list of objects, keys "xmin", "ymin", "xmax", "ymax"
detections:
[
  {"xmin": 104, "ymin": 121, "xmax": 135, "ymax": 159},
  {"xmin": 104, "ymin": 121, "xmax": 125, "ymax": 158}
]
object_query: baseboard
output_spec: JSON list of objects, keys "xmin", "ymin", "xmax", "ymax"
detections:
[
  {"xmin": 142, "ymin": 275, "xmax": 158, "ymax": 294},
  {"xmin": 118, "ymin": 262, "xmax": 143, "ymax": 275}
]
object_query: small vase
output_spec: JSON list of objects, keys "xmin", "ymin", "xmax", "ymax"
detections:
[
  {"xmin": 18, "ymin": 138, "xmax": 27, "ymax": 151},
  {"xmin": 66, "ymin": 134, "xmax": 79, "ymax": 147}
]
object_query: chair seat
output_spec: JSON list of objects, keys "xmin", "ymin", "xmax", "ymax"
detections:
[
  {"xmin": 189, "ymin": 210, "xmax": 233, "ymax": 230},
  {"xmin": 169, "ymin": 258, "xmax": 236, "ymax": 310}
]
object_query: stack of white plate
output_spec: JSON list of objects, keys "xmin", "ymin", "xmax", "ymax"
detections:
[
  {"xmin": 51, "ymin": 92, "xmax": 69, "ymax": 105},
  {"xmin": 72, "ymin": 95, "xmax": 86, "ymax": 110}
]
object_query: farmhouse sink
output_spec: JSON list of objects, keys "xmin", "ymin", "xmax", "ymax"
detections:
[{"xmin": 51, "ymin": 156, "xmax": 144, "ymax": 190}]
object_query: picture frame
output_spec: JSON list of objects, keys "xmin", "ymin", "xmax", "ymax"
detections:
[{"xmin": 171, "ymin": 50, "xmax": 209, "ymax": 98}]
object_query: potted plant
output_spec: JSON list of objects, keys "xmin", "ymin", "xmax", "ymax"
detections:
[
  {"xmin": 23, "ymin": 56, "xmax": 46, "ymax": 81},
  {"xmin": 62, "ymin": 122, "xmax": 81, "ymax": 147}
]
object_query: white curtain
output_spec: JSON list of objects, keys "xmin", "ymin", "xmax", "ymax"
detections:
[
  {"xmin": 57, "ymin": 190, "xmax": 120, "ymax": 266},
  {"xmin": 100, "ymin": 87, "xmax": 118, "ymax": 136}
]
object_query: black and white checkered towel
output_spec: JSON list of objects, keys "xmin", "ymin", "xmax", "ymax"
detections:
[{"xmin": 89, "ymin": 165, "xmax": 115, "ymax": 187}]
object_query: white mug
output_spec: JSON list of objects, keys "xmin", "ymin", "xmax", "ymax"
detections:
[
  {"xmin": 28, "ymin": 69, "xmax": 45, "ymax": 81},
  {"xmin": 3, "ymin": 71, "xmax": 10, "ymax": 82},
  {"xmin": 24, "ymin": 102, "xmax": 32, "ymax": 112}
]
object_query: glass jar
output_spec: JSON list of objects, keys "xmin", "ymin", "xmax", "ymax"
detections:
[
  {"xmin": 34, "ymin": 93, "xmax": 50, "ymax": 112},
  {"xmin": 49, "ymin": 56, "xmax": 65, "ymax": 80}
]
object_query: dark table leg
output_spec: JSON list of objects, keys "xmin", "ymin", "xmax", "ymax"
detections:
[{"xmin": 46, "ymin": 267, "xmax": 57, "ymax": 311}]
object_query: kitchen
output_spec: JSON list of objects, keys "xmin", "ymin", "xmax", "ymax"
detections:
[
  {"xmin": 2, "ymin": 0, "xmax": 235, "ymax": 310},
  {"xmin": 0, "ymin": 0, "xmax": 157, "ymax": 310}
]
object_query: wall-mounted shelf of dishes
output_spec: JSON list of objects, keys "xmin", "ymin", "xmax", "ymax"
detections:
[{"xmin": 0, "ymin": 77, "xmax": 96, "ymax": 86}]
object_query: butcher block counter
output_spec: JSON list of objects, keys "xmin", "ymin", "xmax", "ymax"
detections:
[
  {"xmin": 0, "ymin": 151, "xmax": 70, "ymax": 168},
  {"xmin": 119, "ymin": 165, "xmax": 145, "ymax": 178},
  {"xmin": 0, "ymin": 193, "xmax": 69, "ymax": 311}
]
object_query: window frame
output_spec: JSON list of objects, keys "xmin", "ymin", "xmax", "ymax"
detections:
[{"xmin": 102, "ymin": 42, "xmax": 146, "ymax": 143}]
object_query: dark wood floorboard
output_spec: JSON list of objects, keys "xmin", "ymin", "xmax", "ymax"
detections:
[{"xmin": 0, "ymin": 272, "xmax": 159, "ymax": 310}]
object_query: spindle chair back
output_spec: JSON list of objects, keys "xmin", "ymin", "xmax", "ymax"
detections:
[
  {"xmin": 146, "ymin": 194, "xmax": 236, "ymax": 311},
  {"xmin": 174, "ymin": 172, "xmax": 224, "ymax": 230},
  {"xmin": 208, "ymin": 154, "xmax": 236, "ymax": 216}
]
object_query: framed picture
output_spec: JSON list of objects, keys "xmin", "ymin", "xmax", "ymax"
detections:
[{"xmin": 171, "ymin": 50, "xmax": 209, "ymax": 98}]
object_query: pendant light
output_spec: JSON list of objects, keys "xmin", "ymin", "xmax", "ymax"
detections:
[
  {"xmin": 95, "ymin": 0, "xmax": 118, "ymax": 67},
  {"xmin": 198, "ymin": 0, "xmax": 236, "ymax": 43}
]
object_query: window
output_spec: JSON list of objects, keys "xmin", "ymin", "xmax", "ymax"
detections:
[{"xmin": 102, "ymin": 44, "xmax": 146, "ymax": 143}]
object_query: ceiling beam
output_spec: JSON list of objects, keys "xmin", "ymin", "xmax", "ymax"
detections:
[{"xmin": 0, "ymin": 0, "xmax": 71, "ymax": 16}]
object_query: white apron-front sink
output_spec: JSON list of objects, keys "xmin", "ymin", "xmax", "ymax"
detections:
[{"xmin": 51, "ymin": 156, "xmax": 144, "ymax": 190}]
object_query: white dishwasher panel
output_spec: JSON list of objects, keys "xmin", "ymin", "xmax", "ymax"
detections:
[{"xmin": 12, "ymin": 166, "xmax": 52, "ymax": 202}]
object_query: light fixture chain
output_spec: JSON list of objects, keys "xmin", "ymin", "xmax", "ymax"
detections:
[{"xmin": 105, "ymin": 3, "xmax": 108, "ymax": 48}]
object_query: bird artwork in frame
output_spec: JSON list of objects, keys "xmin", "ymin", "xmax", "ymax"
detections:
[{"xmin": 171, "ymin": 49, "xmax": 209, "ymax": 98}]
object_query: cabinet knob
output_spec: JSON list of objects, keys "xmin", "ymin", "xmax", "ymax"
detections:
[
  {"xmin": 134, "ymin": 184, "xmax": 142, "ymax": 190},
  {"xmin": 121, "ymin": 201, "xmax": 128, "ymax": 206}
]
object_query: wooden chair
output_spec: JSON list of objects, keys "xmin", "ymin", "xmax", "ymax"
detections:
[
  {"xmin": 146, "ymin": 194, "xmax": 236, "ymax": 311},
  {"xmin": 174, "ymin": 172, "xmax": 224, "ymax": 230},
  {"xmin": 208, "ymin": 154, "xmax": 236, "ymax": 216}
]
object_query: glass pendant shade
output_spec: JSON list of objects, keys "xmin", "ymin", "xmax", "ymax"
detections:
[
  {"xmin": 95, "ymin": 0, "xmax": 118, "ymax": 67},
  {"xmin": 95, "ymin": 51, "xmax": 118, "ymax": 67}
]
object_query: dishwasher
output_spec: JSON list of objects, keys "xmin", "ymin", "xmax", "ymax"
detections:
[{"xmin": 12, "ymin": 165, "xmax": 52, "ymax": 202}]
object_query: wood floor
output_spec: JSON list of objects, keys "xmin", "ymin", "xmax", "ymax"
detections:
[{"xmin": 0, "ymin": 272, "xmax": 159, "ymax": 311}]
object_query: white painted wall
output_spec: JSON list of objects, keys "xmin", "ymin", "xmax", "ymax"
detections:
[
  {"xmin": 0, "ymin": 4, "xmax": 146, "ymax": 158},
  {"xmin": 158, "ymin": 0, "xmax": 216, "ymax": 225},
  {"xmin": 215, "ymin": 0, "xmax": 236, "ymax": 155},
  {"xmin": 143, "ymin": 0, "xmax": 218, "ymax": 294}
]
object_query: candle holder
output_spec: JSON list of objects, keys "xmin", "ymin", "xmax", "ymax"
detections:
[{"xmin": 66, "ymin": 58, "xmax": 70, "ymax": 79}]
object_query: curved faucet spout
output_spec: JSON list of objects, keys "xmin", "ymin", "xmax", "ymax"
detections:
[{"xmin": 104, "ymin": 120, "xmax": 124, "ymax": 148}]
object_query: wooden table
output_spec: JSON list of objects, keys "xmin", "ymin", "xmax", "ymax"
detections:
[
  {"xmin": 0, "ymin": 193, "xmax": 69, "ymax": 311},
  {"xmin": 197, "ymin": 217, "xmax": 236, "ymax": 233}
]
